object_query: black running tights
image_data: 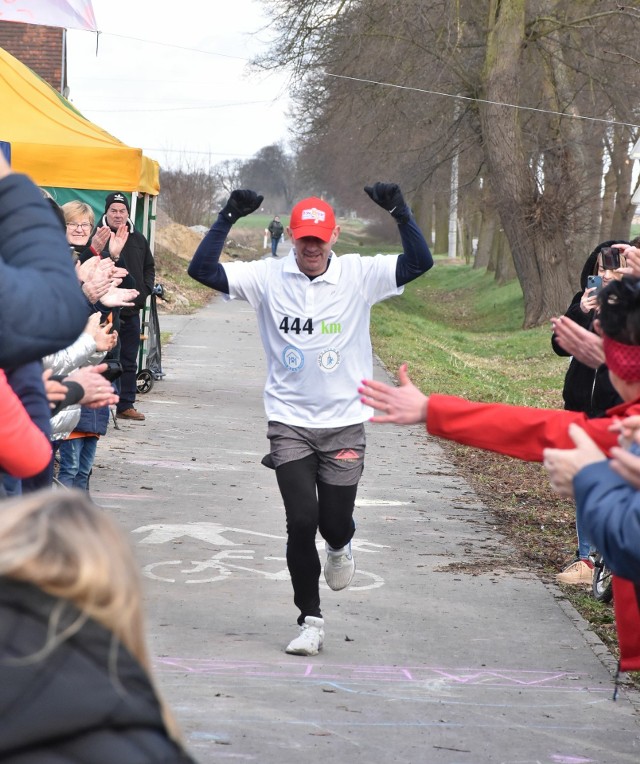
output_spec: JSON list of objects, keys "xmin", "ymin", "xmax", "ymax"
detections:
[{"xmin": 276, "ymin": 454, "xmax": 358, "ymax": 624}]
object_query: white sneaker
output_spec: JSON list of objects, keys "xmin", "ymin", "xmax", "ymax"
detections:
[
  {"xmin": 324, "ymin": 542, "xmax": 356, "ymax": 591},
  {"xmin": 285, "ymin": 616, "xmax": 325, "ymax": 656}
]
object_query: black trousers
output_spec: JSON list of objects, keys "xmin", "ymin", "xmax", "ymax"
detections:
[{"xmin": 276, "ymin": 453, "xmax": 358, "ymax": 624}]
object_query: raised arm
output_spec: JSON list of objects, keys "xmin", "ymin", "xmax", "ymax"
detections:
[
  {"xmin": 363, "ymin": 182, "xmax": 433, "ymax": 286},
  {"xmin": 188, "ymin": 190, "xmax": 263, "ymax": 293}
]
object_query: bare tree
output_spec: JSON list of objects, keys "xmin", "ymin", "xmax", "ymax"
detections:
[
  {"xmin": 257, "ymin": 0, "xmax": 640, "ymax": 326},
  {"xmin": 159, "ymin": 161, "xmax": 217, "ymax": 227},
  {"xmin": 211, "ymin": 159, "xmax": 244, "ymax": 199},
  {"xmin": 239, "ymin": 143, "xmax": 297, "ymax": 210}
]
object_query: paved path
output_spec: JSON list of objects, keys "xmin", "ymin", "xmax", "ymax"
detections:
[{"xmin": 91, "ymin": 298, "xmax": 640, "ymax": 763}]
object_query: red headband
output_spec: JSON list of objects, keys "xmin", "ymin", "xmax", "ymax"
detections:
[{"xmin": 603, "ymin": 335, "xmax": 640, "ymax": 382}]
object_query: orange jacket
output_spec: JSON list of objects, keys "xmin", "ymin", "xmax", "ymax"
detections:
[{"xmin": 0, "ymin": 369, "xmax": 51, "ymax": 478}]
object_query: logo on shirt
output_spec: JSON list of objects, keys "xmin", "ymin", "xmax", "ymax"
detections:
[
  {"xmin": 317, "ymin": 348, "xmax": 341, "ymax": 373},
  {"xmin": 282, "ymin": 345, "xmax": 304, "ymax": 372}
]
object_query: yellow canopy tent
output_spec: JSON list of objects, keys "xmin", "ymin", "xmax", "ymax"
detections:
[
  {"xmin": 0, "ymin": 45, "xmax": 159, "ymax": 243},
  {"xmin": 0, "ymin": 45, "xmax": 159, "ymax": 193}
]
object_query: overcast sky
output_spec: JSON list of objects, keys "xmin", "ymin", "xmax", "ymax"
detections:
[{"xmin": 65, "ymin": 0, "xmax": 291, "ymax": 171}]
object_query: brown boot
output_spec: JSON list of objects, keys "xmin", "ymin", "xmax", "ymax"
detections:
[{"xmin": 116, "ymin": 407, "xmax": 146, "ymax": 421}]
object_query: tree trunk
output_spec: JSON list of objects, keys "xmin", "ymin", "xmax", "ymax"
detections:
[
  {"xmin": 433, "ymin": 192, "xmax": 449, "ymax": 255},
  {"xmin": 600, "ymin": 163, "xmax": 616, "ymax": 241},
  {"xmin": 411, "ymin": 187, "xmax": 433, "ymax": 247},
  {"xmin": 475, "ymin": 211, "xmax": 496, "ymax": 270},
  {"xmin": 610, "ymin": 130, "xmax": 636, "ymax": 240},
  {"xmin": 457, "ymin": 214, "xmax": 472, "ymax": 264},
  {"xmin": 495, "ymin": 229, "xmax": 517, "ymax": 284},
  {"xmin": 479, "ymin": 0, "xmax": 575, "ymax": 327}
]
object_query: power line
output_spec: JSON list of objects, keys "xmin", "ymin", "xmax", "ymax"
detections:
[
  {"xmin": 326, "ymin": 73, "xmax": 640, "ymax": 130},
  {"xmin": 143, "ymin": 148, "xmax": 254, "ymax": 157},
  {"xmin": 84, "ymin": 99, "xmax": 273, "ymax": 114},
  {"xmin": 95, "ymin": 30, "xmax": 252, "ymax": 62}
]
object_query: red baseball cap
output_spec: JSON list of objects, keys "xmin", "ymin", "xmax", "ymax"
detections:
[{"xmin": 288, "ymin": 197, "xmax": 336, "ymax": 242}]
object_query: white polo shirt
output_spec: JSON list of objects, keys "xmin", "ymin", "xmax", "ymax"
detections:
[{"xmin": 223, "ymin": 249, "xmax": 402, "ymax": 427}]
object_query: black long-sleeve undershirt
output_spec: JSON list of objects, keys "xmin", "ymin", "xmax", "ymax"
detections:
[{"xmin": 188, "ymin": 212, "xmax": 433, "ymax": 292}]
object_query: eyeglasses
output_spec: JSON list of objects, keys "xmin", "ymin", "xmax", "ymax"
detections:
[{"xmin": 66, "ymin": 222, "xmax": 92, "ymax": 231}]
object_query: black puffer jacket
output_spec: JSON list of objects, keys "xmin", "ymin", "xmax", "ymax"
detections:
[
  {"xmin": 0, "ymin": 578, "xmax": 197, "ymax": 764},
  {"xmin": 551, "ymin": 240, "xmax": 624, "ymax": 417}
]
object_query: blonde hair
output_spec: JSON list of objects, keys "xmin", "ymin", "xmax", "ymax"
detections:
[
  {"xmin": 61, "ymin": 200, "xmax": 95, "ymax": 226},
  {"xmin": 0, "ymin": 489, "xmax": 181, "ymax": 743}
]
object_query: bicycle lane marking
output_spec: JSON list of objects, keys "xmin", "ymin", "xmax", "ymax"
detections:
[{"xmin": 133, "ymin": 522, "xmax": 388, "ymax": 589}]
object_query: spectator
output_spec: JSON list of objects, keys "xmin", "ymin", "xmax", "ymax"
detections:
[
  {"xmin": 0, "ymin": 489, "xmax": 197, "ymax": 762},
  {"xmin": 189, "ymin": 183, "xmax": 433, "ymax": 656},
  {"xmin": 62, "ymin": 200, "xmax": 111, "ymax": 263},
  {"xmin": 543, "ymin": 420, "xmax": 640, "ymax": 583},
  {"xmin": 58, "ymin": 202, "xmax": 123, "ymax": 493},
  {"xmin": 267, "ymin": 215, "xmax": 284, "ymax": 257},
  {"xmin": 0, "ymin": 153, "xmax": 87, "ymax": 368},
  {"xmin": 551, "ymin": 241, "xmax": 626, "ymax": 585},
  {"xmin": 95, "ymin": 192, "xmax": 155, "ymax": 422},
  {"xmin": 44, "ymin": 313, "xmax": 117, "ymax": 492}
]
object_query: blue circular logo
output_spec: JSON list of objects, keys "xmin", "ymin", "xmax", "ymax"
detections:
[{"xmin": 282, "ymin": 345, "xmax": 304, "ymax": 372}]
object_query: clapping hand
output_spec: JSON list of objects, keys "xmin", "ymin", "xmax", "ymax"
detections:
[
  {"xmin": 100, "ymin": 286, "xmax": 139, "ymax": 308},
  {"xmin": 42, "ymin": 368, "xmax": 68, "ymax": 409},
  {"xmin": 67, "ymin": 364, "xmax": 119, "ymax": 408},
  {"xmin": 108, "ymin": 223, "xmax": 129, "ymax": 261},
  {"xmin": 543, "ymin": 424, "xmax": 607, "ymax": 498},
  {"xmin": 550, "ymin": 316, "xmax": 605, "ymax": 369},
  {"xmin": 89, "ymin": 225, "xmax": 111, "ymax": 254}
]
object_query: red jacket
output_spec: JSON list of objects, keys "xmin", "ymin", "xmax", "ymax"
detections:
[
  {"xmin": 426, "ymin": 394, "xmax": 640, "ymax": 462},
  {"xmin": 0, "ymin": 369, "xmax": 51, "ymax": 478},
  {"xmin": 427, "ymin": 392, "xmax": 640, "ymax": 677}
]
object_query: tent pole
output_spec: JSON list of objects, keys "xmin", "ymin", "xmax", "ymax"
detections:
[{"xmin": 149, "ymin": 194, "xmax": 157, "ymax": 252}]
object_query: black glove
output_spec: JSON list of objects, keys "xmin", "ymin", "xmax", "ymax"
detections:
[
  {"xmin": 364, "ymin": 182, "xmax": 411, "ymax": 224},
  {"xmin": 220, "ymin": 190, "xmax": 264, "ymax": 225}
]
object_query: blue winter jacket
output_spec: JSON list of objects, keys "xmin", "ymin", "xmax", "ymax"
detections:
[
  {"xmin": 0, "ymin": 174, "xmax": 87, "ymax": 367},
  {"xmin": 74, "ymin": 404, "xmax": 110, "ymax": 436},
  {"xmin": 574, "ymin": 450, "xmax": 640, "ymax": 582}
]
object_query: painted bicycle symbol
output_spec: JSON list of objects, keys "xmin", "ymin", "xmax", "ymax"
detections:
[{"xmin": 133, "ymin": 522, "xmax": 387, "ymax": 590}]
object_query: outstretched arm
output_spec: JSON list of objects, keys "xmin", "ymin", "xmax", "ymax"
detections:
[
  {"xmin": 188, "ymin": 189, "xmax": 264, "ymax": 293},
  {"xmin": 359, "ymin": 363, "xmax": 429, "ymax": 424},
  {"xmin": 364, "ymin": 182, "xmax": 433, "ymax": 286}
]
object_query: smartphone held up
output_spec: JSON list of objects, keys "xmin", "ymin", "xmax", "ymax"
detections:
[
  {"xmin": 587, "ymin": 274, "xmax": 603, "ymax": 295},
  {"xmin": 601, "ymin": 247, "xmax": 622, "ymax": 271}
]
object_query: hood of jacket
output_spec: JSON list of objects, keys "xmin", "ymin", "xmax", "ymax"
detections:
[
  {"xmin": 0, "ymin": 577, "xmax": 193, "ymax": 763},
  {"xmin": 579, "ymin": 239, "xmax": 630, "ymax": 290}
]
